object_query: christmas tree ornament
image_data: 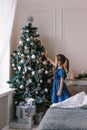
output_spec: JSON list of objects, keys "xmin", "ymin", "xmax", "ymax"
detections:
[
  {"xmin": 37, "ymin": 60, "xmax": 39, "ymax": 64},
  {"xmin": 18, "ymin": 52, "xmax": 20, "ymax": 55},
  {"xmin": 21, "ymin": 30, "xmax": 23, "ymax": 34},
  {"xmin": 19, "ymin": 40, "xmax": 23, "ymax": 45},
  {"xmin": 30, "ymin": 42, "xmax": 34, "ymax": 46},
  {"xmin": 37, "ymin": 84, "xmax": 40, "ymax": 87},
  {"xmin": 13, "ymin": 53, "xmax": 16, "ymax": 56},
  {"xmin": 24, "ymin": 67, "xmax": 27, "ymax": 73},
  {"xmin": 44, "ymin": 88, "xmax": 48, "ymax": 93},
  {"xmin": 31, "ymin": 54, "xmax": 36, "ymax": 59},
  {"xmin": 20, "ymin": 85, "xmax": 24, "ymax": 89},
  {"xmin": 22, "ymin": 76, "xmax": 24, "ymax": 79},
  {"xmin": 26, "ymin": 30, "xmax": 29, "ymax": 33},
  {"xmin": 28, "ymin": 66, "xmax": 31, "ymax": 70},
  {"xmin": 16, "ymin": 79, "xmax": 19, "ymax": 82},
  {"xmin": 32, "ymin": 71, "xmax": 35, "ymax": 75},
  {"xmin": 12, "ymin": 64, "xmax": 15, "ymax": 67},
  {"xmin": 28, "ymin": 79, "xmax": 32, "ymax": 83},
  {"xmin": 26, "ymin": 81, "xmax": 29, "ymax": 86},
  {"xmin": 20, "ymin": 59, "xmax": 24, "ymax": 63},
  {"xmin": 26, "ymin": 37, "xmax": 30, "ymax": 41},
  {"xmin": 45, "ymin": 70, "xmax": 49, "ymax": 74},
  {"xmin": 26, "ymin": 88, "xmax": 29, "ymax": 93},
  {"xmin": 22, "ymin": 71, "xmax": 25, "ymax": 74},
  {"xmin": 27, "ymin": 55, "xmax": 30, "ymax": 58},
  {"xmin": 28, "ymin": 16, "xmax": 34, "ymax": 23},
  {"xmin": 18, "ymin": 66, "xmax": 21, "ymax": 71},
  {"xmin": 47, "ymin": 79, "xmax": 51, "ymax": 83},
  {"xmin": 36, "ymin": 31, "xmax": 39, "ymax": 34},
  {"xmin": 30, "ymin": 36, "xmax": 33, "ymax": 39},
  {"xmin": 24, "ymin": 49, "xmax": 29, "ymax": 54},
  {"xmin": 42, "ymin": 68, "xmax": 44, "ymax": 71},
  {"xmin": 24, "ymin": 46, "xmax": 28, "ymax": 50},
  {"xmin": 38, "ymin": 69, "xmax": 42, "ymax": 73},
  {"xmin": 40, "ymin": 79, "xmax": 43, "ymax": 83},
  {"xmin": 21, "ymin": 54, "xmax": 24, "ymax": 57},
  {"xmin": 13, "ymin": 67, "xmax": 16, "ymax": 70},
  {"xmin": 43, "ymin": 60, "xmax": 47, "ymax": 65},
  {"xmin": 35, "ymin": 91, "xmax": 38, "ymax": 94}
]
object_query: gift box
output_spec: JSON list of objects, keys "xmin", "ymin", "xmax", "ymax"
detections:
[
  {"xmin": 16, "ymin": 104, "xmax": 36, "ymax": 119},
  {"xmin": 10, "ymin": 119, "xmax": 34, "ymax": 129}
]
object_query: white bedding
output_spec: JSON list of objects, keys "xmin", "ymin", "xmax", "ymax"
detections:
[{"xmin": 51, "ymin": 91, "xmax": 87, "ymax": 108}]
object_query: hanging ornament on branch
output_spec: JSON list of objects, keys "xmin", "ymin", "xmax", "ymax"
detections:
[
  {"xmin": 19, "ymin": 40, "xmax": 23, "ymax": 45},
  {"xmin": 31, "ymin": 54, "xmax": 36, "ymax": 59},
  {"xmin": 27, "ymin": 16, "xmax": 34, "ymax": 23},
  {"xmin": 26, "ymin": 37, "xmax": 30, "ymax": 41}
]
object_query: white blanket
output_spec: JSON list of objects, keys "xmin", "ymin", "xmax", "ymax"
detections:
[{"xmin": 51, "ymin": 91, "xmax": 87, "ymax": 108}]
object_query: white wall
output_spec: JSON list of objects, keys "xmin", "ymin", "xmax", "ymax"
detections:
[
  {"xmin": 0, "ymin": 46, "xmax": 10, "ymax": 88},
  {"xmin": 11, "ymin": 0, "xmax": 87, "ymax": 77}
]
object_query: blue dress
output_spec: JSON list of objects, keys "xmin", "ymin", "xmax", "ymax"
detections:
[{"xmin": 51, "ymin": 65, "xmax": 70, "ymax": 103}]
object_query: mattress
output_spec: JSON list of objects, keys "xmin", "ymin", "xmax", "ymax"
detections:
[{"xmin": 37, "ymin": 107, "xmax": 87, "ymax": 130}]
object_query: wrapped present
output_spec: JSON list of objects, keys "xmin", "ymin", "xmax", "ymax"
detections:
[
  {"xmin": 10, "ymin": 119, "xmax": 34, "ymax": 129},
  {"xmin": 16, "ymin": 100, "xmax": 36, "ymax": 120}
]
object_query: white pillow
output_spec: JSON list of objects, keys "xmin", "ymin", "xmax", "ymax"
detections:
[
  {"xmin": 80, "ymin": 95, "xmax": 87, "ymax": 108},
  {"xmin": 51, "ymin": 91, "xmax": 86, "ymax": 108}
]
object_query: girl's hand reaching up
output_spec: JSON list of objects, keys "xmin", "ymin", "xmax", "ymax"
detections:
[{"xmin": 44, "ymin": 52, "xmax": 56, "ymax": 67}]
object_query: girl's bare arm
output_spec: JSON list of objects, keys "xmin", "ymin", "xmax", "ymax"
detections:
[{"xmin": 45, "ymin": 53, "xmax": 56, "ymax": 67}]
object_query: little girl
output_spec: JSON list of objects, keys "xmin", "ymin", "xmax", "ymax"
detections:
[{"xmin": 46, "ymin": 54, "xmax": 70, "ymax": 103}]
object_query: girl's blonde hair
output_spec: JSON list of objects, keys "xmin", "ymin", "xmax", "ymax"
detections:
[{"xmin": 56, "ymin": 54, "xmax": 69, "ymax": 73}]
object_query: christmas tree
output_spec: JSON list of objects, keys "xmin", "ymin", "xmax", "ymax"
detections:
[{"xmin": 8, "ymin": 18, "xmax": 53, "ymax": 111}]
